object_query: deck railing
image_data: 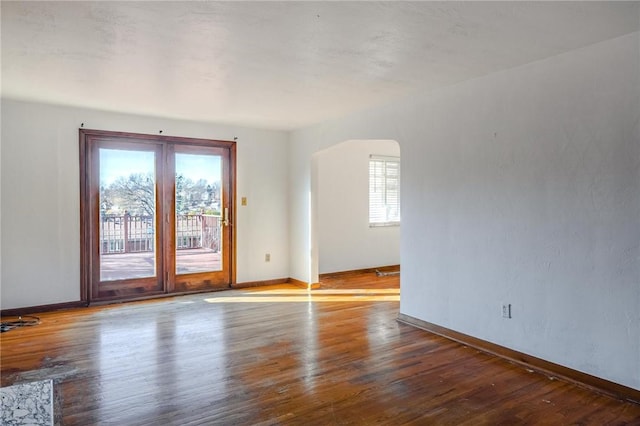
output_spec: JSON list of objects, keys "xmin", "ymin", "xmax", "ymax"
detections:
[{"xmin": 100, "ymin": 213, "xmax": 220, "ymax": 254}]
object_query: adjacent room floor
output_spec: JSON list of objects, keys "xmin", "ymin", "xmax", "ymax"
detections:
[{"xmin": 1, "ymin": 271, "xmax": 639, "ymax": 425}]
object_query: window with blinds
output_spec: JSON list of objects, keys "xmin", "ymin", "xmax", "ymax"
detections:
[{"xmin": 369, "ymin": 155, "xmax": 400, "ymax": 227}]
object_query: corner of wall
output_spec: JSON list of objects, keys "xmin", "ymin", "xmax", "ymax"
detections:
[{"xmin": 0, "ymin": 98, "xmax": 3, "ymax": 296}]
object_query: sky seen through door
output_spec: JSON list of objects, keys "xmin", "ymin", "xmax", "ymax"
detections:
[{"xmin": 100, "ymin": 149, "xmax": 221, "ymax": 185}]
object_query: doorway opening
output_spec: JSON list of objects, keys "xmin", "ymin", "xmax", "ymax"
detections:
[{"xmin": 310, "ymin": 139, "xmax": 400, "ymax": 289}]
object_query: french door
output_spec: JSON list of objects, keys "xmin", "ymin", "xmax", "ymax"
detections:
[{"xmin": 80, "ymin": 129, "xmax": 235, "ymax": 303}]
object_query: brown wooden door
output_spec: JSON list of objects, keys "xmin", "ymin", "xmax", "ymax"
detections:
[
  {"xmin": 169, "ymin": 144, "xmax": 233, "ymax": 292},
  {"xmin": 80, "ymin": 129, "xmax": 235, "ymax": 303}
]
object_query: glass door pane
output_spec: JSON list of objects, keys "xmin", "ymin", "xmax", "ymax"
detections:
[
  {"xmin": 175, "ymin": 153, "xmax": 222, "ymax": 275},
  {"xmin": 99, "ymin": 148, "xmax": 157, "ymax": 281}
]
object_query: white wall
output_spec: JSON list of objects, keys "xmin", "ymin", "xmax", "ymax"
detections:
[
  {"xmin": 0, "ymin": 100, "xmax": 3, "ymax": 295},
  {"xmin": 0, "ymin": 100, "xmax": 289, "ymax": 309},
  {"xmin": 316, "ymin": 140, "xmax": 400, "ymax": 274},
  {"xmin": 289, "ymin": 33, "xmax": 640, "ymax": 390}
]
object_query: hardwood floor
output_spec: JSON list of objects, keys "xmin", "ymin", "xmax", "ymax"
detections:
[{"xmin": 2, "ymin": 272, "xmax": 639, "ymax": 425}]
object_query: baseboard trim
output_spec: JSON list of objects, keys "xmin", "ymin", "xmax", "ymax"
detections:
[
  {"xmin": 319, "ymin": 264, "xmax": 400, "ymax": 280},
  {"xmin": 397, "ymin": 313, "xmax": 640, "ymax": 405},
  {"xmin": 230, "ymin": 278, "xmax": 289, "ymax": 289},
  {"xmin": 287, "ymin": 278, "xmax": 320, "ymax": 289},
  {"xmin": 1, "ymin": 301, "xmax": 87, "ymax": 317}
]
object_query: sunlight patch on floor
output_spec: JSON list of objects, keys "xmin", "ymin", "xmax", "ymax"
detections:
[
  {"xmin": 241, "ymin": 288, "xmax": 399, "ymax": 295},
  {"xmin": 204, "ymin": 290, "xmax": 399, "ymax": 303}
]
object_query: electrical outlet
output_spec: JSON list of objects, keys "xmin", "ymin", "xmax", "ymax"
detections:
[
  {"xmin": 502, "ymin": 303, "xmax": 512, "ymax": 319},
  {"xmin": 265, "ymin": 253, "xmax": 270, "ymax": 262}
]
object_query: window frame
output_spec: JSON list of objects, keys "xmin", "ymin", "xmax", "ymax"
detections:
[{"xmin": 368, "ymin": 154, "xmax": 400, "ymax": 227}]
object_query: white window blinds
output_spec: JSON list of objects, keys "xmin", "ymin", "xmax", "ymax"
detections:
[{"xmin": 369, "ymin": 155, "xmax": 400, "ymax": 226}]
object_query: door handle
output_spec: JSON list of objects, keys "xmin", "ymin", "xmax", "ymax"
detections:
[{"xmin": 223, "ymin": 207, "xmax": 230, "ymax": 227}]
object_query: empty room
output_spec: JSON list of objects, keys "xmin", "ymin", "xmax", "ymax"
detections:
[{"xmin": 1, "ymin": 1, "xmax": 640, "ymax": 424}]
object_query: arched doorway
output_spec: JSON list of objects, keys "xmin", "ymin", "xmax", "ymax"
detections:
[{"xmin": 310, "ymin": 139, "xmax": 400, "ymax": 287}]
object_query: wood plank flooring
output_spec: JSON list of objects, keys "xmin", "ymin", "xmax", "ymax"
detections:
[{"xmin": 2, "ymin": 272, "xmax": 639, "ymax": 425}]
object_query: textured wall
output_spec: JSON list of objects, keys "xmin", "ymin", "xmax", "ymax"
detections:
[{"xmin": 290, "ymin": 33, "xmax": 640, "ymax": 389}]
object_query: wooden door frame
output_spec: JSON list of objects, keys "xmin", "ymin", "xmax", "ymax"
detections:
[
  {"xmin": 79, "ymin": 129, "xmax": 236, "ymax": 304},
  {"xmin": 170, "ymin": 143, "xmax": 234, "ymax": 292}
]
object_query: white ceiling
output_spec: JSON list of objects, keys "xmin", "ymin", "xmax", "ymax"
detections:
[{"xmin": 2, "ymin": 1, "xmax": 638, "ymax": 131}]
